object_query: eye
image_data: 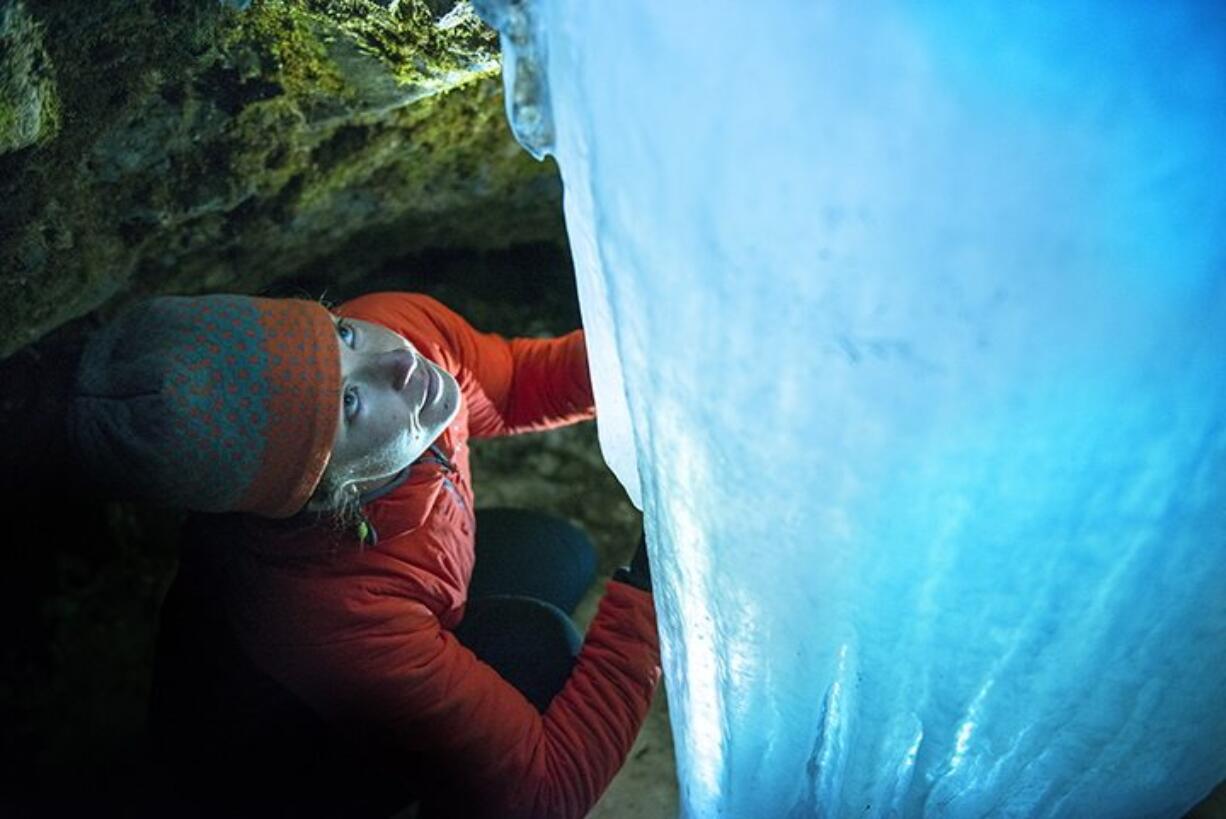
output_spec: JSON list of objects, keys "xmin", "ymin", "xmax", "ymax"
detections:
[
  {"xmin": 343, "ymin": 385, "xmax": 361, "ymax": 421},
  {"xmin": 336, "ymin": 319, "xmax": 357, "ymax": 348}
]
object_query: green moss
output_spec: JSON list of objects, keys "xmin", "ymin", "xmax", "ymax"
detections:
[
  {"xmin": 215, "ymin": 1, "xmax": 498, "ymax": 108},
  {"xmin": 0, "ymin": 0, "xmax": 60, "ymax": 153},
  {"xmin": 219, "ymin": 2, "xmax": 348, "ymax": 100},
  {"xmin": 303, "ymin": 0, "xmax": 498, "ymax": 86},
  {"xmin": 0, "ymin": 100, "xmax": 13, "ymax": 142}
]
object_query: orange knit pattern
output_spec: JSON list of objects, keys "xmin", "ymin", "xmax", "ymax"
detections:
[{"xmin": 237, "ymin": 300, "xmax": 340, "ymax": 517}]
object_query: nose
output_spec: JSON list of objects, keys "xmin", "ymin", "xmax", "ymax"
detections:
[{"xmin": 379, "ymin": 348, "xmax": 415, "ymax": 392}]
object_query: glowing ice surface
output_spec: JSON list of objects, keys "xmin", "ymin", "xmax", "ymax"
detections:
[{"xmin": 475, "ymin": 2, "xmax": 1226, "ymax": 816}]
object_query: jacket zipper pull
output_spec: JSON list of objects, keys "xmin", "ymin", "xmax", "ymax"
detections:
[{"xmin": 355, "ymin": 509, "xmax": 378, "ymax": 547}]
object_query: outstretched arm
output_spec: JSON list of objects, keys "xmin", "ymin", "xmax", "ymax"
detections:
[{"xmin": 252, "ymin": 578, "xmax": 660, "ymax": 819}]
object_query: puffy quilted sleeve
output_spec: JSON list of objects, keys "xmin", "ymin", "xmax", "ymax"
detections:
[
  {"xmin": 336, "ymin": 292, "xmax": 595, "ymax": 438},
  {"xmin": 253, "ymin": 580, "xmax": 661, "ymax": 819}
]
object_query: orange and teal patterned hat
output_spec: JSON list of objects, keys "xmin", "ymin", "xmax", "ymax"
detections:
[{"xmin": 71, "ymin": 295, "xmax": 340, "ymax": 518}]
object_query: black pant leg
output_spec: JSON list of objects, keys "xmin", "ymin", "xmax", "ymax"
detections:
[
  {"xmin": 453, "ymin": 596, "xmax": 582, "ymax": 713},
  {"xmin": 468, "ymin": 508, "xmax": 597, "ymax": 614}
]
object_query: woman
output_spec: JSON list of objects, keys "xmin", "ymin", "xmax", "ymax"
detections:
[{"xmin": 70, "ymin": 291, "xmax": 659, "ymax": 818}]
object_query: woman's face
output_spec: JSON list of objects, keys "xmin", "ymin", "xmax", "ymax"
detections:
[{"xmin": 326, "ymin": 315, "xmax": 461, "ymax": 489}]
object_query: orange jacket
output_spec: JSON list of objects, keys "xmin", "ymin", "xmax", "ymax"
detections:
[{"xmin": 189, "ymin": 292, "xmax": 661, "ymax": 819}]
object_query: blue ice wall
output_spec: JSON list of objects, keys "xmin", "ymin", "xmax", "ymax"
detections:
[{"xmin": 476, "ymin": 2, "xmax": 1226, "ymax": 816}]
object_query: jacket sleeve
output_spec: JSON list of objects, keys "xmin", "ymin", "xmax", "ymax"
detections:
[
  {"xmin": 257, "ymin": 580, "xmax": 661, "ymax": 819},
  {"xmin": 336, "ymin": 292, "xmax": 596, "ymax": 438}
]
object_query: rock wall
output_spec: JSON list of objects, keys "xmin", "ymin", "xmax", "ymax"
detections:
[{"xmin": 0, "ymin": 0, "xmax": 563, "ymax": 358}]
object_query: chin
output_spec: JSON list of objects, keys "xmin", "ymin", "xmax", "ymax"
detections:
[
  {"xmin": 435, "ymin": 372, "xmax": 462, "ymax": 426},
  {"xmin": 418, "ymin": 389, "xmax": 460, "ymax": 453}
]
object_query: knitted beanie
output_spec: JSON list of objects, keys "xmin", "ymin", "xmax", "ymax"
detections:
[{"xmin": 71, "ymin": 295, "xmax": 340, "ymax": 518}]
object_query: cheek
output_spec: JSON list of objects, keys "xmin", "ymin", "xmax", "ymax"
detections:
[
  {"xmin": 352, "ymin": 397, "xmax": 398, "ymax": 457},
  {"xmin": 375, "ymin": 394, "xmax": 412, "ymax": 440}
]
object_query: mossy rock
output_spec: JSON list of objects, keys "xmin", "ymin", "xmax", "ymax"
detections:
[{"xmin": 0, "ymin": 0, "xmax": 562, "ymax": 359}]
